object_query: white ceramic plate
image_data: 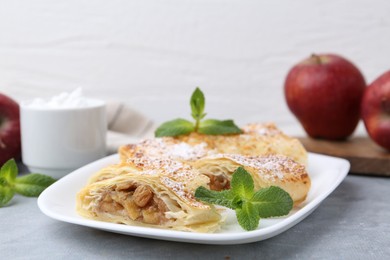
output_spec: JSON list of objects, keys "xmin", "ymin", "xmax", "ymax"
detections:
[{"xmin": 38, "ymin": 153, "xmax": 349, "ymax": 245}]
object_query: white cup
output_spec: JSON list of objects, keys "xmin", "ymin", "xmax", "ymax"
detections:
[{"xmin": 20, "ymin": 99, "xmax": 107, "ymax": 178}]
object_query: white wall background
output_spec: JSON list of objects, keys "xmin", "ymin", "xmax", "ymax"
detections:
[{"xmin": 1, "ymin": 0, "xmax": 389, "ymax": 135}]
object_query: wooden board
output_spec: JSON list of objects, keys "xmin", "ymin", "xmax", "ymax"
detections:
[{"xmin": 297, "ymin": 137, "xmax": 390, "ymax": 176}]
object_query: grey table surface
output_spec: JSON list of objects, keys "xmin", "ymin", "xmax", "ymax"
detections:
[{"xmin": 1, "ymin": 169, "xmax": 389, "ymax": 260}]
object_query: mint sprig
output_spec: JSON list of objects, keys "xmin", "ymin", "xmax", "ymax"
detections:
[
  {"xmin": 195, "ymin": 167, "xmax": 293, "ymax": 231},
  {"xmin": 155, "ymin": 88, "xmax": 243, "ymax": 137},
  {"xmin": 0, "ymin": 159, "xmax": 56, "ymax": 207}
]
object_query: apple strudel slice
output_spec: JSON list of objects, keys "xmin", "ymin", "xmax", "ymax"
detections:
[
  {"xmin": 191, "ymin": 154, "xmax": 311, "ymax": 205},
  {"xmin": 176, "ymin": 123, "xmax": 308, "ymax": 166},
  {"xmin": 118, "ymin": 123, "xmax": 307, "ymax": 166},
  {"xmin": 76, "ymin": 160, "xmax": 222, "ymax": 232}
]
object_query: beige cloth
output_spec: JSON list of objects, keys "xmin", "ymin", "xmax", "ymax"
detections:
[{"xmin": 106, "ymin": 101, "xmax": 156, "ymax": 154}]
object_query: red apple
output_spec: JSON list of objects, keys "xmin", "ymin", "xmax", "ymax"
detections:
[
  {"xmin": 284, "ymin": 54, "xmax": 366, "ymax": 140},
  {"xmin": 361, "ymin": 70, "xmax": 390, "ymax": 151},
  {"xmin": 0, "ymin": 93, "xmax": 21, "ymax": 165}
]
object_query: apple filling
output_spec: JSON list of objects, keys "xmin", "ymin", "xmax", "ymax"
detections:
[
  {"xmin": 204, "ymin": 173, "xmax": 230, "ymax": 191},
  {"xmin": 98, "ymin": 182, "xmax": 169, "ymax": 225}
]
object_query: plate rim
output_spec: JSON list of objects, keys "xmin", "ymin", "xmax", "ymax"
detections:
[{"xmin": 37, "ymin": 152, "xmax": 350, "ymax": 245}]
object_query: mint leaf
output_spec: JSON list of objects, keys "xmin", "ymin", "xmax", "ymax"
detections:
[
  {"xmin": 0, "ymin": 159, "xmax": 18, "ymax": 207},
  {"xmin": 236, "ymin": 201, "xmax": 260, "ymax": 231},
  {"xmin": 155, "ymin": 119, "xmax": 194, "ymax": 137},
  {"xmin": 230, "ymin": 167, "xmax": 254, "ymax": 199},
  {"xmin": 251, "ymin": 186, "xmax": 293, "ymax": 218},
  {"xmin": 198, "ymin": 119, "xmax": 242, "ymax": 135},
  {"xmin": 0, "ymin": 158, "xmax": 17, "ymax": 184},
  {"xmin": 195, "ymin": 186, "xmax": 237, "ymax": 209},
  {"xmin": 0, "ymin": 186, "xmax": 15, "ymax": 207},
  {"xmin": 14, "ymin": 174, "xmax": 56, "ymax": 197},
  {"xmin": 190, "ymin": 87, "xmax": 206, "ymax": 121}
]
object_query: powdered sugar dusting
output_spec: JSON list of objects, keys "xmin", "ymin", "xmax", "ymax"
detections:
[
  {"xmin": 161, "ymin": 177, "xmax": 185, "ymax": 197},
  {"xmin": 207, "ymin": 154, "xmax": 306, "ymax": 182},
  {"xmin": 126, "ymin": 156, "xmax": 209, "ymax": 208},
  {"xmin": 128, "ymin": 157, "xmax": 196, "ymax": 180},
  {"xmin": 130, "ymin": 138, "xmax": 210, "ymax": 161},
  {"xmin": 161, "ymin": 176, "xmax": 208, "ymax": 208},
  {"xmin": 169, "ymin": 142, "xmax": 209, "ymax": 160},
  {"xmin": 242, "ymin": 123, "xmax": 283, "ymax": 136}
]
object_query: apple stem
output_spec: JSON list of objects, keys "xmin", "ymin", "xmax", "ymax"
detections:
[{"xmin": 311, "ymin": 54, "xmax": 322, "ymax": 64}]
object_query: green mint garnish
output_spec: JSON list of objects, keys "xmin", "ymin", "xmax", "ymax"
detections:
[
  {"xmin": 154, "ymin": 119, "xmax": 195, "ymax": 137},
  {"xmin": 155, "ymin": 87, "xmax": 242, "ymax": 137},
  {"xmin": 0, "ymin": 159, "xmax": 56, "ymax": 207},
  {"xmin": 190, "ymin": 87, "xmax": 207, "ymax": 129},
  {"xmin": 195, "ymin": 167, "xmax": 293, "ymax": 231}
]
